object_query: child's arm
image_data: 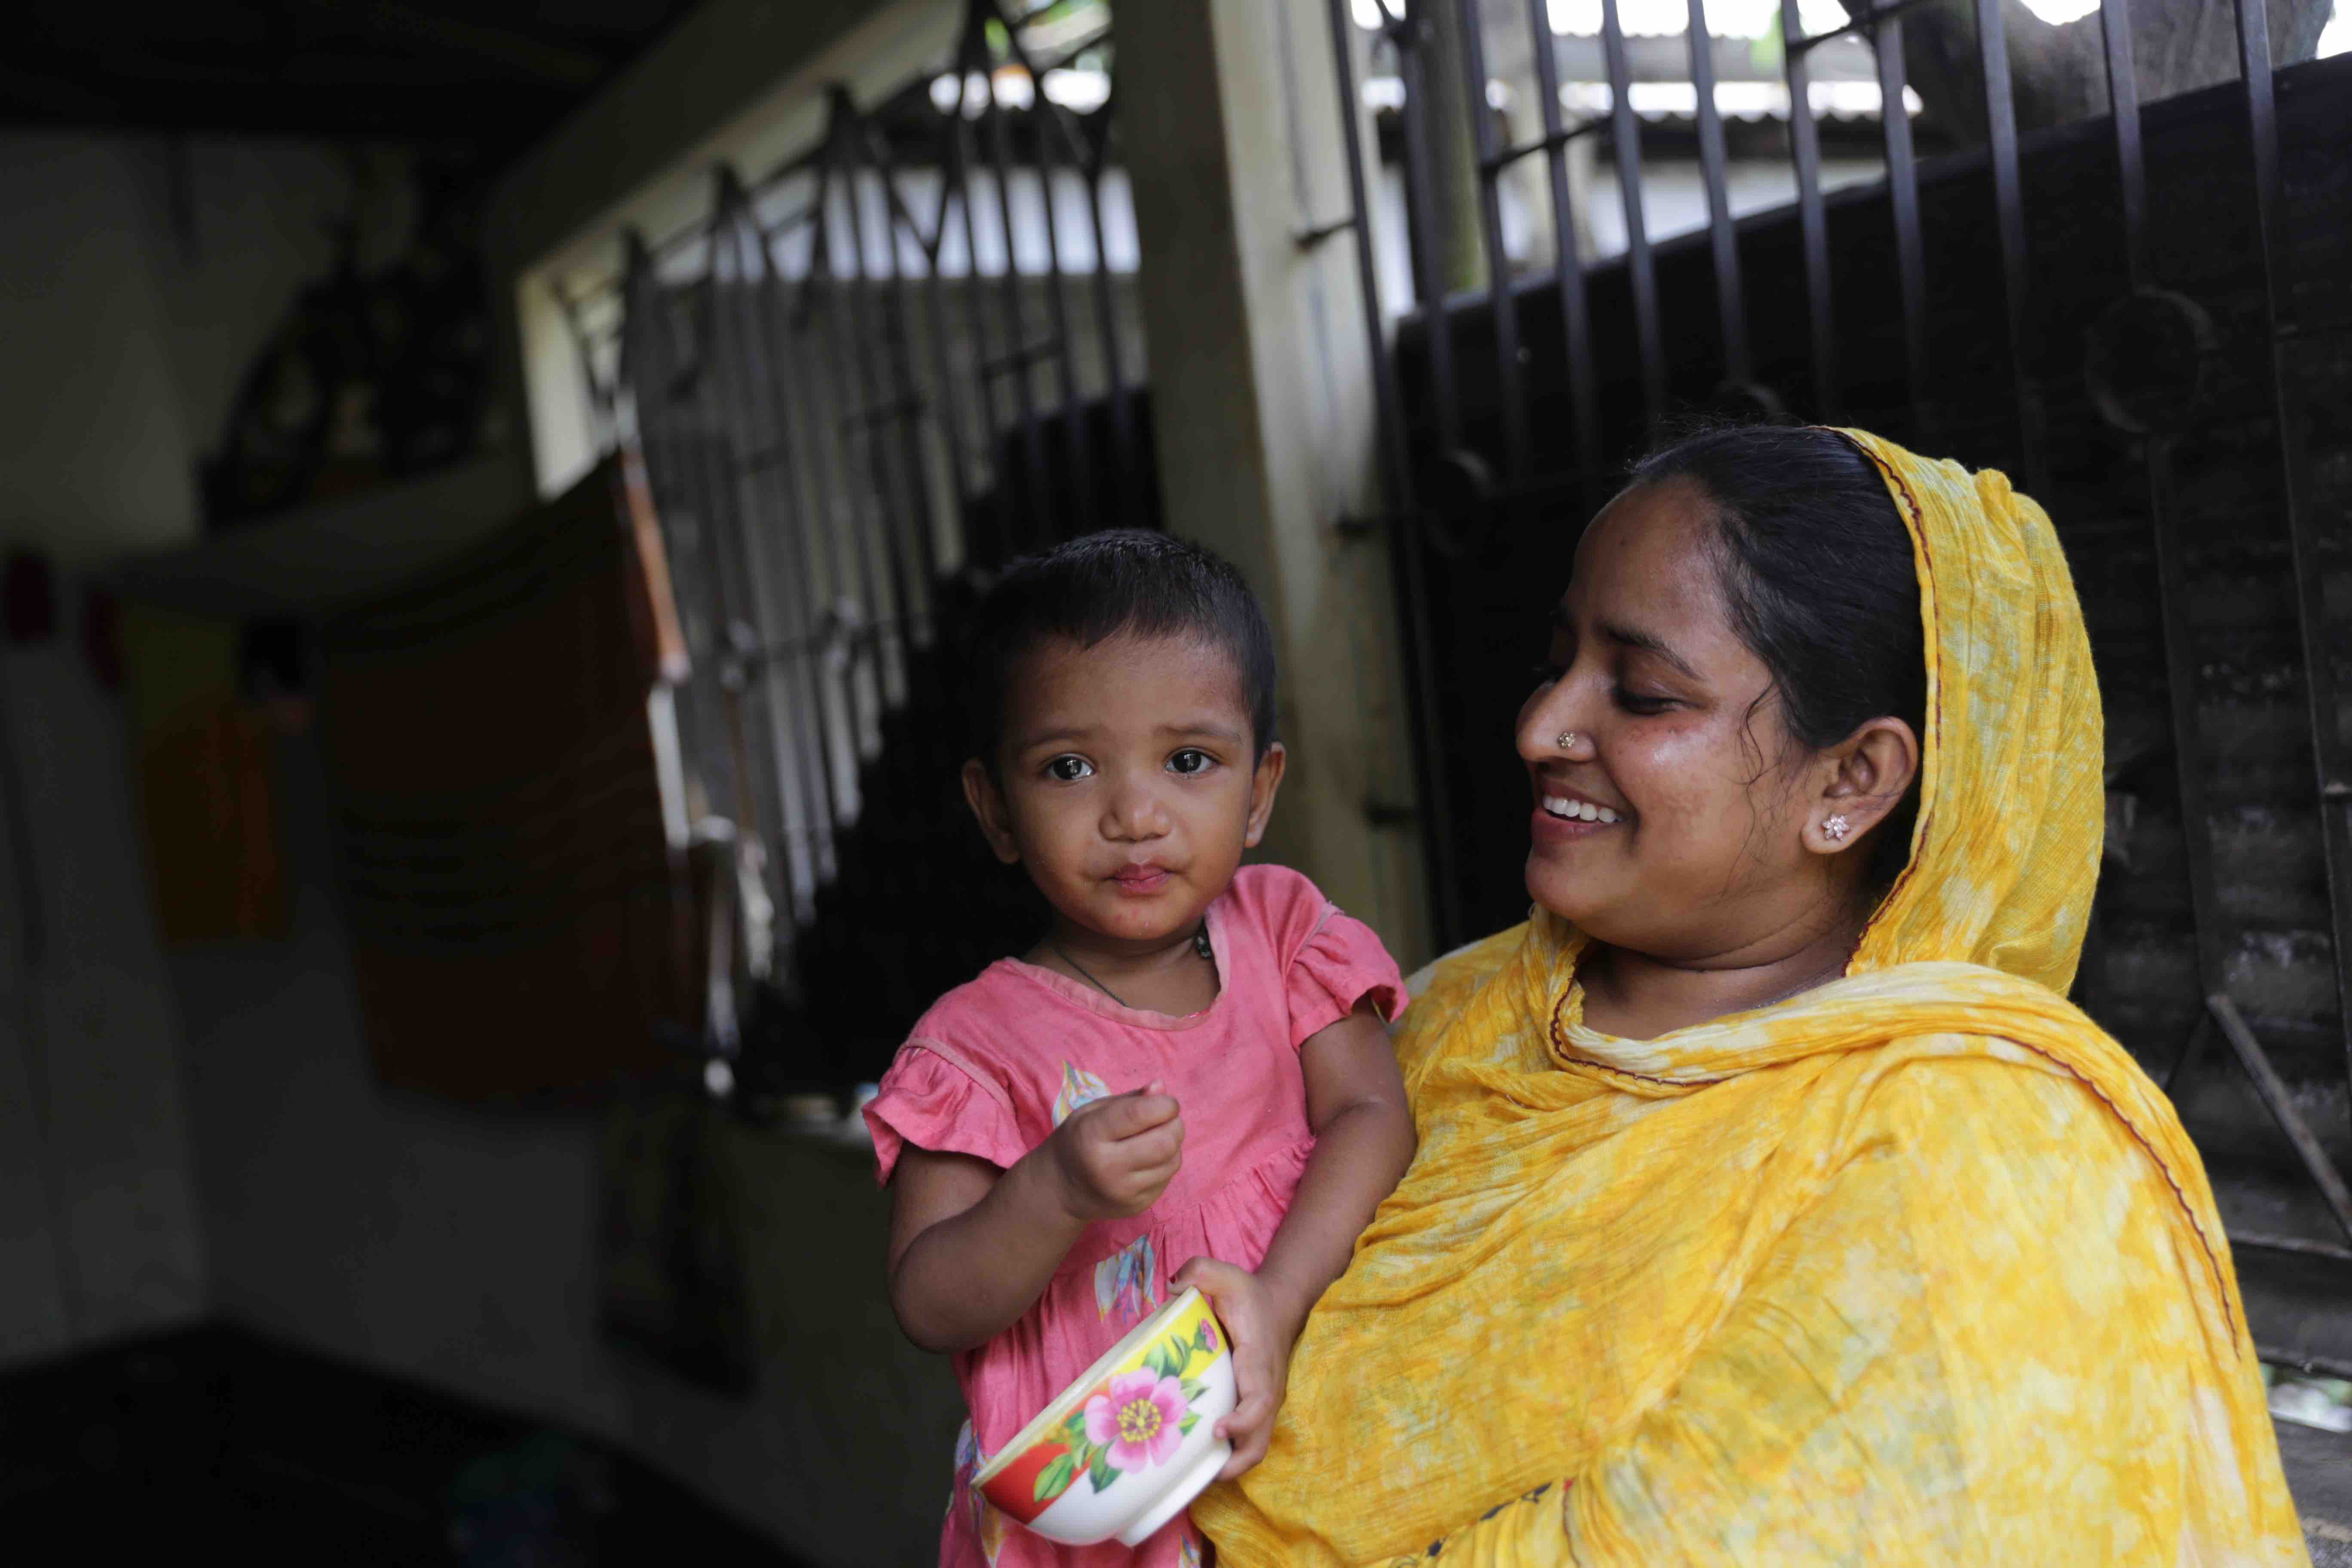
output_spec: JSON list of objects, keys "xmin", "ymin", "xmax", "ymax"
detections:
[
  {"xmin": 1175, "ymin": 998, "xmax": 1415, "ymax": 1477},
  {"xmin": 887, "ymin": 1084, "xmax": 1185, "ymax": 1354}
]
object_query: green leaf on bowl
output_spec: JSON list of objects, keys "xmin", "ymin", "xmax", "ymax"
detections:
[
  {"xmin": 1035, "ymin": 1451, "xmax": 1078, "ymax": 1504},
  {"xmin": 1180, "ymin": 1378, "xmax": 1206, "ymax": 1401},
  {"xmin": 1180, "ymin": 1414, "xmax": 1199, "ymax": 1436},
  {"xmin": 1088, "ymin": 1450, "xmax": 1119, "ymax": 1494}
]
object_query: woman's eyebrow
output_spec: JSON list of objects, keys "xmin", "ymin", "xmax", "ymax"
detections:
[{"xmin": 1600, "ymin": 620, "xmax": 1699, "ymax": 679}]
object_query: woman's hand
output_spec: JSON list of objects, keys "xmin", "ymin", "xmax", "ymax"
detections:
[
  {"xmin": 1045, "ymin": 1082, "xmax": 1185, "ymax": 1222},
  {"xmin": 1171, "ymin": 1256, "xmax": 1309, "ymax": 1479}
]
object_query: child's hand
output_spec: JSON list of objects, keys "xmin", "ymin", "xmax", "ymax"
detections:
[
  {"xmin": 1170, "ymin": 1257, "xmax": 1305, "ymax": 1480},
  {"xmin": 1045, "ymin": 1082, "xmax": 1184, "ymax": 1222}
]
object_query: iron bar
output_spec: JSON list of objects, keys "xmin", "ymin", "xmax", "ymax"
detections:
[
  {"xmin": 834, "ymin": 89, "xmax": 946, "ymax": 625},
  {"xmin": 2234, "ymin": 1233, "xmax": 2352, "ymax": 1265},
  {"xmin": 2145, "ymin": 437, "xmax": 2233, "ymax": 992},
  {"xmin": 2209, "ymin": 995, "xmax": 2352, "ymax": 1246},
  {"xmin": 709, "ymin": 176, "xmax": 820, "ymax": 916},
  {"xmin": 2258, "ymin": 1344, "xmax": 2352, "ymax": 1381},
  {"xmin": 552, "ymin": 278, "xmax": 618, "ymax": 452},
  {"xmin": 2231, "ymin": 0, "xmax": 2352, "ymax": 1137},
  {"xmin": 688, "ymin": 239, "xmax": 793, "ymax": 882},
  {"xmin": 1600, "ymin": 0, "xmax": 1666, "ymax": 431},
  {"xmin": 744, "ymin": 239, "xmax": 854, "ymax": 871},
  {"xmin": 640, "ymin": 255, "xmax": 754, "ymax": 837},
  {"xmin": 766, "ymin": 205, "xmax": 886, "ymax": 775},
  {"xmin": 1871, "ymin": 9, "xmax": 1930, "ymax": 438},
  {"xmin": 1789, "ymin": 0, "xmax": 1939, "ymax": 51},
  {"xmin": 1390, "ymin": 2, "xmax": 1460, "ymax": 447},
  {"xmin": 2097, "ymin": 0, "xmax": 2147, "ymax": 287},
  {"xmin": 1523, "ymin": 0, "xmax": 1603, "ymax": 486},
  {"xmin": 1476, "ymin": 119, "xmax": 1605, "ymax": 178},
  {"xmin": 1684, "ymin": 0, "xmax": 1750, "ymax": 386},
  {"xmin": 1075, "ymin": 106, "xmax": 1140, "ymax": 516},
  {"xmin": 1454, "ymin": 0, "xmax": 1530, "ymax": 480},
  {"xmin": 2161, "ymin": 1008, "xmax": 2212, "ymax": 1096},
  {"xmin": 872, "ymin": 133, "xmax": 987, "ymax": 559},
  {"xmin": 975, "ymin": 4, "xmax": 1061, "ymax": 544},
  {"xmin": 1326, "ymin": 0, "xmax": 1463, "ymax": 947},
  {"xmin": 1779, "ymin": 0, "xmax": 1840, "ymax": 418},
  {"xmin": 979, "ymin": 340, "xmax": 1064, "ymax": 377},
  {"xmin": 997, "ymin": 22, "xmax": 1108, "ymax": 530},
  {"xmin": 740, "ymin": 237, "xmax": 849, "ymax": 895},
  {"xmin": 817, "ymin": 151, "xmax": 926, "ymax": 685},
  {"xmin": 805, "ymin": 159, "xmax": 913, "ymax": 714},
  {"xmin": 946, "ymin": 77, "xmax": 1021, "ymax": 551},
  {"xmin": 1295, "ymin": 214, "xmax": 1361, "ymax": 248},
  {"xmin": 1971, "ymin": 0, "xmax": 2044, "ymax": 494}
]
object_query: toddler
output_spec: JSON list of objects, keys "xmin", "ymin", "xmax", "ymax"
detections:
[{"xmin": 866, "ymin": 531, "xmax": 1418, "ymax": 1567}]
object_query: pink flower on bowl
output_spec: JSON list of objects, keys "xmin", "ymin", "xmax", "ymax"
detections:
[
  {"xmin": 1084, "ymin": 1371, "xmax": 1188, "ymax": 1473},
  {"xmin": 1196, "ymin": 1320, "xmax": 1219, "ymax": 1354}
]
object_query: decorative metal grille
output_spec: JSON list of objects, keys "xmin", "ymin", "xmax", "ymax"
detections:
[
  {"xmin": 566, "ymin": 0, "xmax": 1149, "ymax": 1081},
  {"xmin": 1320, "ymin": 0, "xmax": 2352, "ymax": 1354}
]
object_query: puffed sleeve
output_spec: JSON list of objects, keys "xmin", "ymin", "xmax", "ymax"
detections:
[
  {"xmin": 863, "ymin": 1040, "xmax": 1029, "ymax": 1186},
  {"xmin": 1285, "ymin": 905, "xmax": 1410, "ymax": 1049}
]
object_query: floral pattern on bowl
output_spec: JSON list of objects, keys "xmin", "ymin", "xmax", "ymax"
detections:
[{"xmin": 975, "ymin": 1289, "xmax": 1235, "ymax": 1545}]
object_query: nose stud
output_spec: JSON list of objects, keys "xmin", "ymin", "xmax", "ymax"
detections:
[
  {"xmin": 1555, "ymin": 732, "xmax": 1579, "ymax": 750},
  {"xmin": 1822, "ymin": 814, "xmax": 1851, "ymax": 842}
]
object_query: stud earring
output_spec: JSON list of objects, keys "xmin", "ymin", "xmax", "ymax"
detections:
[
  {"xmin": 1822, "ymin": 814, "xmax": 1851, "ymax": 842},
  {"xmin": 1556, "ymin": 732, "xmax": 1579, "ymax": 750}
]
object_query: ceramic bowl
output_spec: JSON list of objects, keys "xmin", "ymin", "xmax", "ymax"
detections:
[{"xmin": 972, "ymin": 1287, "xmax": 1236, "ymax": 1546}]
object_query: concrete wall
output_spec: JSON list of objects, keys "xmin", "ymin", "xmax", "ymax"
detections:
[
  {"xmin": 176, "ymin": 734, "xmax": 962, "ymax": 1565},
  {"xmin": 0, "ymin": 88, "xmax": 967, "ymax": 1559},
  {"xmin": 0, "ymin": 629, "xmax": 208, "ymax": 1365},
  {"xmin": 0, "ymin": 135, "xmax": 415, "ymax": 567},
  {"xmin": 0, "ymin": 130, "xmax": 389, "ymax": 1370}
]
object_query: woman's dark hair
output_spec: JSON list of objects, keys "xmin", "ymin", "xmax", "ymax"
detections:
[
  {"xmin": 1627, "ymin": 423, "xmax": 1927, "ymax": 885},
  {"xmin": 963, "ymin": 529, "xmax": 1278, "ymax": 766}
]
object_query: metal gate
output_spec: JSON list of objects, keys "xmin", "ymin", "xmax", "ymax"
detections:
[
  {"xmin": 561, "ymin": 0, "xmax": 1149, "ymax": 1083},
  {"xmin": 1320, "ymin": 0, "xmax": 2352, "ymax": 1357}
]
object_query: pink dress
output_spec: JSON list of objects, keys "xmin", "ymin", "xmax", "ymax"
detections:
[{"xmin": 865, "ymin": 864, "xmax": 1407, "ymax": 1568}]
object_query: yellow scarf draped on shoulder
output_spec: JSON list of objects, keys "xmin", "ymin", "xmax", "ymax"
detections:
[{"xmin": 1196, "ymin": 432, "xmax": 2307, "ymax": 1565}]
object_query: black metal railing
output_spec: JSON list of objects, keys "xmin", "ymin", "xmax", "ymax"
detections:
[
  {"xmin": 1320, "ymin": 0, "xmax": 2352, "ymax": 1342},
  {"xmin": 562, "ymin": 0, "xmax": 1150, "ymax": 1084}
]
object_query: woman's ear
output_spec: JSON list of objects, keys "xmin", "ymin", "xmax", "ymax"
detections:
[
  {"xmin": 961, "ymin": 758, "xmax": 1023, "ymax": 865},
  {"xmin": 1804, "ymin": 716, "xmax": 1920, "ymax": 856},
  {"xmin": 1242, "ymin": 741, "xmax": 1288, "ymax": 849}
]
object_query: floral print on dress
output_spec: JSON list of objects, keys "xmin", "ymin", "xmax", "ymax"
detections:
[
  {"xmin": 1180, "ymin": 1534, "xmax": 1204, "ymax": 1568},
  {"xmin": 1052, "ymin": 1062, "xmax": 1112, "ymax": 1127},
  {"xmin": 952, "ymin": 1420, "xmax": 1012, "ymax": 1566},
  {"xmin": 1094, "ymin": 1232, "xmax": 1159, "ymax": 1324}
]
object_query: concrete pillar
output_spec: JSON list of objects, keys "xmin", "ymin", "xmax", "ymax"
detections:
[{"xmin": 1118, "ymin": 0, "xmax": 1433, "ymax": 966}]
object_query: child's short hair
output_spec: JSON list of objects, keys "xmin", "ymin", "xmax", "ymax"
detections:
[{"xmin": 964, "ymin": 530, "xmax": 1278, "ymax": 766}]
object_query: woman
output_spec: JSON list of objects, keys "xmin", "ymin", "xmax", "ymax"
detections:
[{"xmin": 1195, "ymin": 427, "xmax": 2306, "ymax": 1565}]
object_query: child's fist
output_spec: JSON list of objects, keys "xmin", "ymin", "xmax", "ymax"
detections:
[
  {"xmin": 1169, "ymin": 1257, "xmax": 1303, "ymax": 1480},
  {"xmin": 1047, "ymin": 1082, "xmax": 1184, "ymax": 1222}
]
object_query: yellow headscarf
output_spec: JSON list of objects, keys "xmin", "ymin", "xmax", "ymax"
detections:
[{"xmin": 1196, "ymin": 432, "xmax": 2306, "ymax": 1566}]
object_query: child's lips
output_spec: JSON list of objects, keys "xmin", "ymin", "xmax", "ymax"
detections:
[{"xmin": 1110, "ymin": 864, "xmax": 1173, "ymax": 894}]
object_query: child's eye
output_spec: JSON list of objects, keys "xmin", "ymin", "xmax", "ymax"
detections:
[
  {"xmin": 1046, "ymin": 755, "xmax": 1095, "ymax": 782},
  {"xmin": 1167, "ymin": 748, "xmax": 1215, "ymax": 776}
]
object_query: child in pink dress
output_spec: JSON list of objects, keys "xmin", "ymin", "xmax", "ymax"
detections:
[{"xmin": 866, "ymin": 532, "xmax": 1417, "ymax": 1568}]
